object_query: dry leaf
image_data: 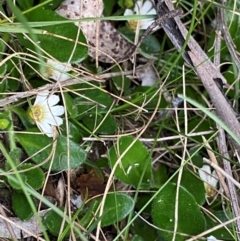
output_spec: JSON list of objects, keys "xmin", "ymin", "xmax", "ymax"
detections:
[
  {"xmin": 76, "ymin": 169, "xmax": 106, "ymax": 200},
  {"xmin": 56, "ymin": 0, "xmax": 134, "ymax": 63}
]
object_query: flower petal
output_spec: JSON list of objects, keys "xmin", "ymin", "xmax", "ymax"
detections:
[
  {"xmin": 209, "ymin": 170, "xmax": 218, "ymax": 188},
  {"xmin": 43, "ymin": 112, "xmax": 61, "ymax": 125},
  {"xmin": 50, "ymin": 105, "xmax": 65, "ymax": 116},
  {"xmin": 198, "ymin": 165, "xmax": 211, "ymax": 183},
  {"xmin": 134, "ymin": 1, "xmax": 143, "ymax": 14},
  {"xmin": 124, "ymin": 9, "xmax": 134, "ymax": 16},
  {"xmin": 140, "ymin": 0, "xmax": 153, "ymax": 14},
  {"xmin": 37, "ymin": 121, "xmax": 53, "ymax": 137},
  {"xmin": 141, "ymin": 19, "xmax": 154, "ymax": 29},
  {"xmin": 34, "ymin": 92, "xmax": 49, "ymax": 105},
  {"xmin": 51, "ymin": 71, "xmax": 71, "ymax": 82},
  {"xmin": 47, "ymin": 59, "xmax": 72, "ymax": 72},
  {"xmin": 47, "ymin": 59, "xmax": 72, "ymax": 81},
  {"xmin": 207, "ymin": 236, "xmax": 217, "ymax": 241},
  {"xmin": 54, "ymin": 116, "xmax": 63, "ymax": 126},
  {"xmin": 46, "ymin": 94, "xmax": 60, "ymax": 107},
  {"xmin": 46, "ymin": 115, "xmax": 63, "ymax": 126}
]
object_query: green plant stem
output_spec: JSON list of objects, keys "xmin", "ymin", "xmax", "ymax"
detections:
[
  {"xmin": 7, "ymin": 110, "xmax": 17, "ymax": 152},
  {"xmin": 0, "ymin": 140, "xmax": 14, "ymax": 165},
  {"xmin": 0, "ymin": 139, "xmax": 50, "ymax": 241}
]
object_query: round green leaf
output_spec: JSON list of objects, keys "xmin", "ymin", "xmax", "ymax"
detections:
[
  {"xmin": 172, "ymin": 170, "xmax": 205, "ymax": 205},
  {"xmin": 81, "ymin": 193, "xmax": 134, "ymax": 228},
  {"xmin": 16, "ymin": 130, "xmax": 86, "ymax": 171},
  {"xmin": 0, "ymin": 113, "xmax": 11, "ymax": 130},
  {"xmin": 43, "ymin": 208, "xmax": 70, "ymax": 237},
  {"xmin": 152, "ymin": 183, "xmax": 206, "ymax": 241},
  {"xmin": 8, "ymin": 163, "xmax": 45, "ymax": 190},
  {"xmin": 0, "ymin": 118, "xmax": 10, "ymax": 130},
  {"xmin": 20, "ymin": 163, "xmax": 45, "ymax": 190},
  {"xmin": 18, "ymin": 8, "xmax": 88, "ymax": 63},
  {"xmin": 108, "ymin": 136, "xmax": 152, "ymax": 188},
  {"xmin": 12, "ymin": 190, "xmax": 34, "ymax": 221},
  {"xmin": 100, "ymin": 193, "xmax": 134, "ymax": 227},
  {"xmin": 82, "ymin": 113, "xmax": 117, "ymax": 134},
  {"xmin": 8, "ymin": 174, "xmax": 27, "ymax": 190}
]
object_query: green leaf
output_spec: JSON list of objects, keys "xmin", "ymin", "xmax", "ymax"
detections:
[
  {"xmin": 61, "ymin": 119, "xmax": 82, "ymax": 142},
  {"xmin": 8, "ymin": 163, "xmax": 45, "ymax": 190},
  {"xmin": 5, "ymin": 58, "xmax": 20, "ymax": 92},
  {"xmin": 80, "ymin": 200, "xmax": 99, "ymax": 228},
  {"xmin": 123, "ymin": 0, "xmax": 134, "ymax": 8},
  {"xmin": 111, "ymin": 65, "xmax": 131, "ymax": 91},
  {"xmin": 108, "ymin": 136, "xmax": 152, "ymax": 188},
  {"xmin": 12, "ymin": 190, "xmax": 35, "ymax": 220},
  {"xmin": 82, "ymin": 113, "xmax": 117, "ymax": 134},
  {"xmin": 0, "ymin": 113, "xmax": 11, "ymax": 130},
  {"xmin": 39, "ymin": 0, "xmax": 63, "ymax": 10},
  {"xmin": 140, "ymin": 34, "xmax": 161, "ymax": 53},
  {"xmin": 188, "ymin": 148, "xmax": 204, "ymax": 168},
  {"xmin": 16, "ymin": 130, "xmax": 87, "ymax": 171},
  {"xmin": 43, "ymin": 208, "xmax": 70, "ymax": 237},
  {"xmin": 18, "ymin": 8, "xmax": 88, "ymax": 63},
  {"xmin": 8, "ymin": 174, "xmax": 26, "ymax": 190},
  {"xmin": 131, "ymin": 217, "xmax": 160, "ymax": 241},
  {"xmin": 152, "ymin": 183, "xmax": 206, "ymax": 241},
  {"xmin": 135, "ymin": 194, "xmax": 152, "ymax": 215},
  {"xmin": 172, "ymin": 170, "xmax": 205, "ymax": 205},
  {"xmin": 0, "ymin": 64, "xmax": 7, "ymax": 76},
  {"xmin": 82, "ymin": 193, "xmax": 134, "ymax": 228},
  {"xmin": 9, "ymin": 147, "xmax": 22, "ymax": 166},
  {"xmin": 0, "ymin": 78, "xmax": 7, "ymax": 95},
  {"xmin": 100, "ymin": 193, "xmax": 134, "ymax": 227},
  {"xmin": 65, "ymin": 84, "xmax": 114, "ymax": 119},
  {"xmin": 206, "ymin": 210, "xmax": 234, "ymax": 240},
  {"xmin": 119, "ymin": 27, "xmax": 160, "ymax": 53},
  {"xmin": 103, "ymin": 0, "xmax": 117, "ymax": 16},
  {"xmin": 17, "ymin": 0, "xmax": 34, "ymax": 10},
  {"xmin": 21, "ymin": 163, "xmax": 45, "ymax": 190},
  {"xmin": 152, "ymin": 163, "xmax": 168, "ymax": 188},
  {"xmin": 132, "ymin": 235, "xmax": 145, "ymax": 241},
  {"xmin": 131, "ymin": 86, "xmax": 168, "ymax": 110}
]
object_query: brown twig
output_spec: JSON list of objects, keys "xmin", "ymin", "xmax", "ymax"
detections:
[
  {"xmin": 219, "ymin": 4, "xmax": 240, "ymax": 72},
  {"xmin": 216, "ymin": 126, "xmax": 240, "ymax": 237},
  {"xmin": 214, "ymin": 3, "xmax": 240, "ymax": 236},
  {"xmin": 158, "ymin": 0, "xmax": 240, "ymax": 147}
]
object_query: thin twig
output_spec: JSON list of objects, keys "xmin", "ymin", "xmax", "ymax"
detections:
[
  {"xmin": 219, "ymin": 5, "xmax": 240, "ymax": 72},
  {"xmin": 216, "ymin": 126, "xmax": 240, "ymax": 238},
  {"xmin": 0, "ymin": 71, "xmax": 133, "ymax": 108}
]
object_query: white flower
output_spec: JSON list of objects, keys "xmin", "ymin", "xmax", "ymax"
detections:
[
  {"xmin": 29, "ymin": 91, "xmax": 65, "ymax": 137},
  {"xmin": 207, "ymin": 235, "xmax": 218, "ymax": 241},
  {"xmin": 46, "ymin": 59, "xmax": 72, "ymax": 81},
  {"xmin": 198, "ymin": 165, "xmax": 218, "ymax": 198},
  {"xmin": 124, "ymin": 0, "xmax": 158, "ymax": 31}
]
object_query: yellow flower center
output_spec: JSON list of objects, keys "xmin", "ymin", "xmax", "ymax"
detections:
[
  {"xmin": 129, "ymin": 20, "xmax": 139, "ymax": 31},
  {"xmin": 205, "ymin": 184, "xmax": 216, "ymax": 198},
  {"xmin": 29, "ymin": 105, "xmax": 45, "ymax": 122},
  {"xmin": 46, "ymin": 66, "xmax": 54, "ymax": 78}
]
